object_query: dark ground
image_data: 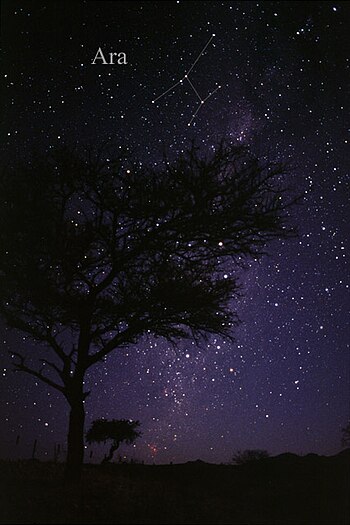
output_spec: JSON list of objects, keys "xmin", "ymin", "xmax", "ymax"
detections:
[{"xmin": 0, "ymin": 450, "xmax": 349, "ymax": 524}]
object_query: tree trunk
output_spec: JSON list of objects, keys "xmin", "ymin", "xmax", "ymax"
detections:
[
  {"xmin": 102, "ymin": 441, "xmax": 119, "ymax": 464},
  {"xmin": 64, "ymin": 396, "xmax": 85, "ymax": 482}
]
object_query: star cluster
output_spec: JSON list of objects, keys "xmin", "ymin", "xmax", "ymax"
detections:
[{"xmin": 0, "ymin": 1, "xmax": 349, "ymax": 464}]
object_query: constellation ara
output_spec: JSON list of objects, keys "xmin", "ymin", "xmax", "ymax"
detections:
[{"xmin": 152, "ymin": 34, "xmax": 221, "ymax": 126}]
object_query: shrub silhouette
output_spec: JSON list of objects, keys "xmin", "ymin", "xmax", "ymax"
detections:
[
  {"xmin": 232, "ymin": 449, "xmax": 270, "ymax": 465},
  {"xmin": 341, "ymin": 422, "xmax": 350, "ymax": 447},
  {"xmin": 86, "ymin": 418, "xmax": 141, "ymax": 463}
]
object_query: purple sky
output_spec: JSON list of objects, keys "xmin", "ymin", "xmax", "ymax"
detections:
[{"xmin": 1, "ymin": 0, "xmax": 349, "ymax": 464}]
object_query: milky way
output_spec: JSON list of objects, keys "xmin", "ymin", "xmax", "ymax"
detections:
[{"xmin": 1, "ymin": 1, "xmax": 349, "ymax": 464}]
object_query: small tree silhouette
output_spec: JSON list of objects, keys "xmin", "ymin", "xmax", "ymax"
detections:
[
  {"xmin": 86, "ymin": 418, "xmax": 141, "ymax": 463},
  {"xmin": 341, "ymin": 423, "xmax": 350, "ymax": 448},
  {"xmin": 232, "ymin": 449, "xmax": 270, "ymax": 465}
]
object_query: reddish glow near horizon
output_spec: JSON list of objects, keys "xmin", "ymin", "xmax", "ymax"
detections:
[{"xmin": 147, "ymin": 443, "xmax": 158, "ymax": 458}]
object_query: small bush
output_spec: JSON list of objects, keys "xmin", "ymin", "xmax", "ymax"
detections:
[{"xmin": 232, "ymin": 449, "xmax": 270, "ymax": 465}]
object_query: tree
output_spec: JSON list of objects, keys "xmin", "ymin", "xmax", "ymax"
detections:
[
  {"xmin": 86, "ymin": 418, "xmax": 141, "ymax": 463},
  {"xmin": 341, "ymin": 423, "xmax": 350, "ymax": 447},
  {"xmin": 0, "ymin": 140, "xmax": 296, "ymax": 481},
  {"xmin": 232, "ymin": 449, "xmax": 270, "ymax": 465}
]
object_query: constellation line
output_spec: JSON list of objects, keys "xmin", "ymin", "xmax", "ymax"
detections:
[
  {"xmin": 187, "ymin": 77, "xmax": 202, "ymax": 102},
  {"xmin": 185, "ymin": 34, "xmax": 215, "ymax": 76},
  {"xmin": 152, "ymin": 79, "xmax": 183, "ymax": 104},
  {"xmin": 202, "ymin": 84, "xmax": 222, "ymax": 103},
  {"xmin": 188, "ymin": 104, "xmax": 203, "ymax": 127},
  {"xmin": 188, "ymin": 84, "xmax": 222, "ymax": 126}
]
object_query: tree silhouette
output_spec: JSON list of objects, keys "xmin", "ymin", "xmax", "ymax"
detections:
[
  {"xmin": 341, "ymin": 423, "xmax": 350, "ymax": 447},
  {"xmin": 0, "ymin": 140, "xmax": 296, "ymax": 481},
  {"xmin": 232, "ymin": 449, "xmax": 270, "ymax": 465},
  {"xmin": 86, "ymin": 418, "xmax": 141, "ymax": 463}
]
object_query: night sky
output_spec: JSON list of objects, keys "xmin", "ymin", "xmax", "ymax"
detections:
[{"xmin": 1, "ymin": 0, "xmax": 349, "ymax": 464}]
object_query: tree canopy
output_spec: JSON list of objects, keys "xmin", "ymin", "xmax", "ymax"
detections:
[{"xmin": 0, "ymin": 142, "xmax": 294, "ymax": 375}]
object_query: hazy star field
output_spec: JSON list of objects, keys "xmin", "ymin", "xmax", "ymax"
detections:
[{"xmin": 1, "ymin": 1, "xmax": 349, "ymax": 464}]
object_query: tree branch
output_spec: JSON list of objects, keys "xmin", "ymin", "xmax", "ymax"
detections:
[
  {"xmin": 87, "ymin": 324, "xmax": 144, "ymax": 367},
  {"xmin": 11, "ymin": 352, "xmax": 65, "ymax": 394},
  {"xmin": 40, "ymin": 358, "xmax": 70, "ymax": 385},
  {"xmin": 3, "ymin": 308, "xmax": 71, "ymax": 366}
]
